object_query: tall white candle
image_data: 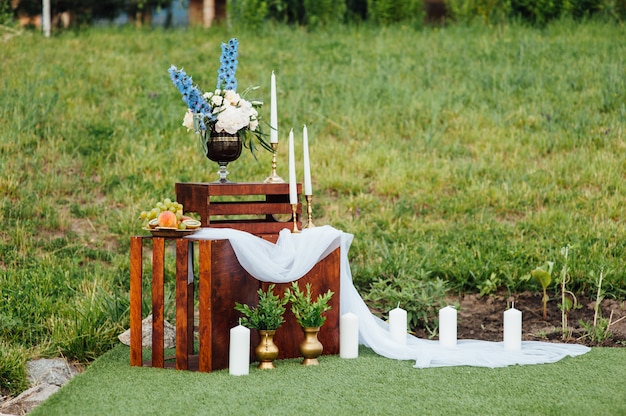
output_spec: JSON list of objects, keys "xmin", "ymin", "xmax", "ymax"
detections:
[
  {"xmin": 340, "ymin": 312, "xmax": 359, "ymax": 358},
  {"xmin": 302, "ymin": 125, "xmax": 312, "ymax": 196},
  {"xmin": 270, "ymin": 71, "xmax": 278, "ymax": 144},
  {"xmin": 389, "ymin": 305, "xmax": 407, "ymax": 345},
  {"xmin": 439, "ymin": 305, "xmax": 457, "ymax": 347},
  {"xmin": 288, "ymin": 129, "xmax": 297, "ymax": 204},
  {"xmin": 503, "ymin": 305, "xmax": 522, "ymax": 350},
  {"xmin": 229, "ymin": 324, "xmax": 250, "ymax": 376}
]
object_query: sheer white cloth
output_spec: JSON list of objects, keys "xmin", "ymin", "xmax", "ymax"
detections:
[{"xmin": 188, "ymin": 225, "xmax": 590, "ymax": 368}]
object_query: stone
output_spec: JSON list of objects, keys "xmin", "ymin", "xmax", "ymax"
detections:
[
  {"xmin": 0, "ymin": 384, "xmax": 60, "ymax": 415},
  {"xmin": 117, "ymin": 314, "xmax": 176, "ymax": 349},
  {"xmin": 26, "ymin": 358, "xmax": 81, "ymax": 387},
  {"xmin": 0, "ymin": 357, "xmax": 81, "ymax": 416}
]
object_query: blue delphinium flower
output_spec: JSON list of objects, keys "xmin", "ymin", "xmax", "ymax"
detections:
[
  {"xmin": 216, "ymin": 38, "xmax": 238, "ymax": 91},
  {"xmin": 168, "ymin": 65, "xmax": 215, "ymax": 130}
]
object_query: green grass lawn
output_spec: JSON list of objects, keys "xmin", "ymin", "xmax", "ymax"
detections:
[
  {"xmin": 31, "ymin": 345, "xmax": 626, "ymax": 416},
  {"xmin": 1, "ymin": 19, "xmax": 625, "ymax": 394}
]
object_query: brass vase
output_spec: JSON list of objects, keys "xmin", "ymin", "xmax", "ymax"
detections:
[
  {"xmin": 299, "ymin": 327, "xmax": 323, "ymax": 366},
  {"xmin": 255, "ymin": 330, "xmax": 279, "ymax": 369},
  {"xmin": 204, "ymin": 130, "xmax": 242, "ymax": 183}
]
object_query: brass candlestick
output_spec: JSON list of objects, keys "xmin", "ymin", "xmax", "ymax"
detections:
[
  {"xmin": 305, "ymin": 195, "xmax": 315, "ymax": 228},
  {"xmin": 264, "ymin": 143, "xmax": 285, "ymax": 183},
  {"xmin": 291, "ymin": 203, "xmax": 300, "ymax": 233}
]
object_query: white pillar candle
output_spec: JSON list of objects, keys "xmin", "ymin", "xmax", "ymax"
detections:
[
  {"xmin": 270, "ymin": 71, "xmax": 278, "ymax": 144},
  {"xmin": 503, "ymin": 305, "xmax": 522, "ymax": 350},
  {"xmin": 302, "ymin": 125, "xmax": 312, "ymax": 196},
  {"xmin": 389, "ymin": 305, "xmax": 407, "ymax": 345},
  {"xmin": 288, "ymin": 129, "xmax": 297, "ymax": 204},
  {"xmin": 229, "ymin": 324, "xmax": 250, "ymax": 376},
  {"xmin": 340, "ymin": 312, "xmax": 359, "ymax": 358},
  {"xmin": 439, "ymin": 305, "xmax": 457, "ymax": 347}
]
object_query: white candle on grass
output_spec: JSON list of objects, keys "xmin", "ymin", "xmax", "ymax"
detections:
[
  {"xmin": 270, "ymin": 71, "xmax": 278, "ymax": 144},
  {"xmin": 340, "ymin": 312, "xmax": 359, "ymax": 358},
  {"xmin": 503, "ymin": 304, "xmax": 522, "ymax": 351},
  {"xmin": 303, "ymin": 125, "xmax": 312, "ymax": 196},
  {"xmin": 389, "ymin": 304, "xmax": 408, "ymax": 345},
  {"xmin": 439, "ymin": 305, "xmax": 457, "ymax": 347},
  {"xmin": 229, "ymin": 324, "xmax": 250, "ymax": 376},
  {"xmin": 288, "ymin": 129, "xmax": 297, "ymax": 204}
]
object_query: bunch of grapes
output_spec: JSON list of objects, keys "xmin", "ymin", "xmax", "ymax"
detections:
[{"xmin": 139, "ymin": 198, "xmax": 184, "ymax": 227}]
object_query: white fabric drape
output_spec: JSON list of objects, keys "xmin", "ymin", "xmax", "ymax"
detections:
[{"xmin": 188, "ymin": 225, "xmax": 590, "ymax": 368}]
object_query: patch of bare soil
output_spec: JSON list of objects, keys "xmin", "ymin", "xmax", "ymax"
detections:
[{"xmin": 413, "ymin": 291, "xmax": 626, "ymax": 347}]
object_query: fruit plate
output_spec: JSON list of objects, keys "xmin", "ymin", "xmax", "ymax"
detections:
[{"xmin": 144, "ymin": 227, "xmax": 199, "ymax": 238}]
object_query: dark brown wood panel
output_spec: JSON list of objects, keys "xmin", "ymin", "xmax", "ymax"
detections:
[{"xmin": 198, "ymin": 240, "xmax": 212, "ymax": 372}]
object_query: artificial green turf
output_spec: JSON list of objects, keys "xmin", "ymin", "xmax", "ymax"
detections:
[{"xmin": 30, "ymin": 345, "xmax": 625, "ymax": 416}]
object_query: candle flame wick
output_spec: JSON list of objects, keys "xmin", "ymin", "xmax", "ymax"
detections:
[{"xmin": 397, "ymin": 301, "xmax": 400, "ymax": 309}]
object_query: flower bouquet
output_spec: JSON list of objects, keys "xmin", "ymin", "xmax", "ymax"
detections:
[{"xmin": 168, "ymin": 38, "xmax": 271, "ymax": 182}]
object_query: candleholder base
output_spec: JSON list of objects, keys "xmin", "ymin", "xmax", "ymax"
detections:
[
  {"xmin": 264, "ymin": 143, "xmax": 285, "ymax": 184},
  {"xmin": 305, "ymin": 195, "xmax": 316, "ymax": 228},
  {"xmin": 291, "ymin": 204, "xmax": 300, "ymax": 233}
]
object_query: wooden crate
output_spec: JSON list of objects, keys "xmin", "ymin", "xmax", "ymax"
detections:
[
  {"xmin": 129, "ymin": 236, "xmax": 340, "ymax": 372},
  {"xmin": 175, "ymin": 182, "xmax": 302, "ymax": 237}
]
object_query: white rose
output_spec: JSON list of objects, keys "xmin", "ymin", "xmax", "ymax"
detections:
[
  {"xmin": 182, "ymin": 110, "xmax": 194, "ymax": 131},
  {"xmin": 224, "ymin": 90, "xmax": 241, "ymax": 106},
  {"xmin": 215, "ymin": 106, "xmax": 248, "ymax": 134},
  {"xmin": 211, "ymin": 94, "xmax": 223, "ymax": 107}
]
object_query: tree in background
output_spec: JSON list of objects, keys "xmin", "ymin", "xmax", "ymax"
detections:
[{"xmin": 11, "ymin": 0, "xmax": 173, "ymax": 27}]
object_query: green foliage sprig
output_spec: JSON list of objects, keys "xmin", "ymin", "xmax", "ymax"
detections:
[
  {"xmin": 285, "ymin": 282, "xmax": 334, "ymax": 328},
  {"xmin": 234, "ymin": 284, "xmax": 288, "ymax": 330},
  {"xmin": 531, "ymin": 262, "xmax": 553, "ymax": 320}
]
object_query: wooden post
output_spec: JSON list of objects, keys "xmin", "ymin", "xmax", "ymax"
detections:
[
  {"xmin": 151, "ymin": 238, "xmax": 165, "ymax": 368},
  {"xmin": 129, "ymin": 237, "xmax": 143, "ymax": 366},
  {"xmin": 42, "ymin": 0, "xmax": 51, "ymax": 37}
]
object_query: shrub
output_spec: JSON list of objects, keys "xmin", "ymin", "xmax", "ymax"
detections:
[
  {"xmin": 303, "ymin": 0, "xmax": 347, "ymax": 26},
  {"xmin": 366, "ymin": 0, "xmax": 425, "ymax": 24},
  {"xmin": 365, "ymin": 270, "xmax": 449, "ymax": 336},
  {"xmin": 228, "ymin": 0, "xmax": 270, "ymax": 29}
]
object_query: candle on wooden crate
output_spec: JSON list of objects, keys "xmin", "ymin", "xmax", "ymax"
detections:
[
  {"xmin": 340, "ymin": 312, "xmax": 359, "ymax": 358},
  {"xmin": 229, "ymin": 324, "xmax": 250, "ymax": 376},
  {"xmin": 270, "ymin": 71, "xmax": 278, "ymax": 144},
  {"xmin": 303, "ymin": 125, "xmax": 312, "ymax": 196},
  {"xmin": 288, "ymin": 129, "xmax": 297, "ymax": 204},
  {"xmin": 439, "ymin": 305, "xmax": 457, "ymax": 347}
]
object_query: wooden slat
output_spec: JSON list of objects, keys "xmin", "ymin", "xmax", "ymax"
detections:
[
  {"xmin": 208, "ymin": 201, "xmax": 295, "ymax": 216},
  {"xmin": 129, "ymin": 236, "xmax": 143, "ymax": 367},
  {"xmin": 207, "ymin": 221, "xmax": 301, "ymax": 235},
  {"xmin": 151, "ymin": 237, "xmax": 165, "ymax": 368},
  {"xmin": 175, "ymin": 239, "xmax": 189, "ymax": 370},
  {"xmin": 198, "ymin": 240, "xmax": 212, "ymax": 372},
  {"xmin": 187, "ymin": 242, "xmax": 195, "ymax": 357}
]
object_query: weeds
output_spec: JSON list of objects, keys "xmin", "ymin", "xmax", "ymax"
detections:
[{"xmin": 531, "ymin": 262, "xmax": 553, "ymax": 320}]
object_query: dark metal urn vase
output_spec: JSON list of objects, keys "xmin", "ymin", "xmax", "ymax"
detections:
[{"xmin": 205, "ymin": 130, "xmax": 242, "ymax": 183}]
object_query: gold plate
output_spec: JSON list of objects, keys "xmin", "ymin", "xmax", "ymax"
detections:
[{"xmin": 143, "ymin": 227, "xmax": 198, "ymax": 238}]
